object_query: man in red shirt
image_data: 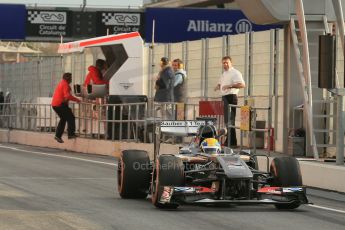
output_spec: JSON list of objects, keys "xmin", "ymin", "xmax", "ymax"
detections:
[
  {"xmin": 52, "ymin": 73, "xmax": 81, "ymax": 143},
  {"xmin": 83, "ymin": 59, "xmax": 108, "ymax": 86}
]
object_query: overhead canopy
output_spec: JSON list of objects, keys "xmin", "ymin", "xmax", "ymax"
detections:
[
  {"xmin": 0, "ymin": 42, "xmax": 41, "ymax": 53},
  {"xmin": 0, "ymin": 45, "xmax": 12, "ymax": 52},
  {"xmin": 4, "ymin": 42, "xmax": 18, "ymax": 53},
  {"xmin": 57, "ymin": 32, "xmax": 142, "ymax": 54},
  {"xmin": 17, "ymin": 43, "xmax": 42, "ymax": 54},
  {"xmin": 235, "ymin": 0, "xmax": 338, "ymax": 24}
]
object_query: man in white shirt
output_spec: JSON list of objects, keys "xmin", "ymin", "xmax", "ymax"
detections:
[{"xmin": 214, "ymin": 56, "xmax": 245, "ymax": 147}]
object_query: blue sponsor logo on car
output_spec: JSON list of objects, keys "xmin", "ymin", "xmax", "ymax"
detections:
[{"xmin": 282, "ymin": 187, "xmax": 303, "ymax": 193}]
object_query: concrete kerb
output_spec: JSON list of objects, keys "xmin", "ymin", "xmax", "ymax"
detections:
[
  {"xmin": 299, "ymin": 161, "xmax": 345, "ymax": 193},
  {"xmin": 0, "ymin": 130, "xmax": 344, "ymax": 193},
  {"xmin": 0, "ymin": 129, "xmax": 10, "ymax": 143},
  {"xmin": 0, "ymin": 130, "xmax": 179, "ymax": 159}
]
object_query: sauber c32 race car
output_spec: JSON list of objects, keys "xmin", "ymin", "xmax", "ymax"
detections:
[{"xmin": 117, "ymin": 119, "xmax": 309, "ymax": 209}]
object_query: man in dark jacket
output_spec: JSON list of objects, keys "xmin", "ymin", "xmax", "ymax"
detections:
[
  {"xmin": 52, "ymin": 73, "xmax": 81, "ymax": 143},
  {"xmin": 154, "ymin": 57, "xmax": 175, "ymax": 103}
]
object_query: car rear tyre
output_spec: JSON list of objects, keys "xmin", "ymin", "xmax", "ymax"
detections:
[
  {"xmin": 270, "ymin": 156, "xmax": 303, "ymax": 209},
  {"xmin": 118, "ymin": 150, "xmax": 151, "ymax": 199},
  {"xmin": 151, "ymin": 155, "xmax": 184, "ymax": 209}
]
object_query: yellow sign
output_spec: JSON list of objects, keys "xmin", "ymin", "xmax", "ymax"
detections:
[
  {"xmin": 176, "ymin": 103, "xmax": 185, "ymax": 120},
  {"xmin": 246, "ymin": 97, "xmax": 255, "ymax": 107},
  {"xmin": 240, "ymin": 106, "xmax": 251, "ymax": 131}
]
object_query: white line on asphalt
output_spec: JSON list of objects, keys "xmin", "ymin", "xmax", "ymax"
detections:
[
  {"xmin": 308, "ymin": 204, "xmax": 345, "ymax": 214},
  {"xmin": 0, "ymin": 144, "xmax": 117, "ymax": 167},
  {"xmin": 0, "ymin": 177, "xmax": 115, "ymax": 180}
]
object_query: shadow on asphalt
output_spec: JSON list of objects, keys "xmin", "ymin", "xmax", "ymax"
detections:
[{"xmin": 296, "ymin": 209, "xmax": 345, "ymax": 226}]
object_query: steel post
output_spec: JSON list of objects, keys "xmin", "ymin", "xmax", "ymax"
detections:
[{"xmin": 336, "ymin": 95, "xmax": 344, "ymax": 165}]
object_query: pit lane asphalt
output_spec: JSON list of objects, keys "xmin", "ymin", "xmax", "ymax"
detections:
[{"xmin": 0, "ymin": 143, "xmax": 344, "ymax": 230}]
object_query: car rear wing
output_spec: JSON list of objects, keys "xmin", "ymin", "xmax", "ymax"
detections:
[
  {"xmin": 153, "ymin": 118, "xmax": 216, "ymax": 161},
  {"xmin": 159, "ymin": 120, "xmax": 214, "ymax": 136}
]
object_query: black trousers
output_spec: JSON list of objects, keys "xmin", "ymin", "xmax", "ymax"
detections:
[
  {"xmin": 222, "ymin": 94, "xmax": 238, "ymax": 146},
  {"xmin": 52, "ymin": 104, "xmax": 76, "ymax": 138}
]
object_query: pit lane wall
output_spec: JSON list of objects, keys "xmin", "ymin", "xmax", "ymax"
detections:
[
  {"xmin": 1, "ymin": 128, "xmax": 345, "ymax": 193},
  {"xmin": 0, "ymin": 129, "xmax": 179, "ymax": 159}
]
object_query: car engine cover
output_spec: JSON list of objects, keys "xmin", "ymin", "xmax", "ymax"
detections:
[{"xmin": 216, "ymin": 155, "xmax": 253, "ymax": 179}]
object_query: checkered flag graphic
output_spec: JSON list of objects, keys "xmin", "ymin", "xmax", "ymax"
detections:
[
  {"xmin": 102, "ymin": 13, "xmax": 114, "ymax": 24},
  {"xmin": 28, "ymin": 11, "xmax": 39, "ymax": 23}
]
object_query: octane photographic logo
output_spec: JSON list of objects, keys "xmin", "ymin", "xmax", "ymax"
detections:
[
  {"xmin": 128, "ymin": 161, "xmax": 221, "ymax": 173},
  {"xmin": 102, "ymin": 13, "xmax": 140, "ymax": 26},
  {"xmin": 28, "ymin": 11, "xmax": 66, "ymax": 24}
]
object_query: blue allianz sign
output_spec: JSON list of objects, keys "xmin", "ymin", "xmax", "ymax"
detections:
[
  {"xmin": 145, "ymin": 8, "xmax": 281, "ymax": 43},
  {"xmin": 0, "ymin": 4, "xmax": 26, "ymax": 40}
]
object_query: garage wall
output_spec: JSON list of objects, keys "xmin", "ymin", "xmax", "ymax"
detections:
[{"xmin": 142, "ymin": 29, "xmax": 285, "ymax": 151}]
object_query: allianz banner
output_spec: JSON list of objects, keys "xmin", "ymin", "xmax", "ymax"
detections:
[
  {"xmin": 145, "ymin": 8, "xmax": 281, "ymax": 43},
  {"xmin": 0, "ymin": 4, "xmax": 26, "ymax": 40}
]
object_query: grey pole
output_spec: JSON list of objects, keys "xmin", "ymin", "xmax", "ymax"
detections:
[
  {"xmin": 222, "ymin": 35, "xmax": 227, "ymax": 58},
  {"xmin": 268, "ymin": 29, "xmax": 275, "ymax": 156},
  {"xmin": 336, "ymin": 95, "xmax": 344, "ymax": 165},
  {"xmin": 205, "ymin": 38, "xmax": 209, "ymax": 99},
  {"xmin": 227, "ymin": 34, "xmax": 231, "ymax": 56},
  {"xmin": 167, "ymin": 43, "xmax": 171, "ymax": 61},
  {"xmin": 148, "ymin": 46, "xmax": 154, "ymax": 99},
  {"xmin": 244, "ymin": 32, "xmax": 250, "ymax": 98},
  {"xmin": 201, "ymin": 39, "xmax": 206, "ymax": 98},
  {"xmin": 185, "ymin": 41, "xmax": 189, "ymax": 74},
  {"xmin": 274, "ymin": 29, "xmax": 280, "ymax": 142},
  {"xmin": 249, "ymin": 32, "xmax": 253, "ymax": 97},
  {"xmin": 331, "ymin": 0, "xmax": 345, "ymax": 55}
]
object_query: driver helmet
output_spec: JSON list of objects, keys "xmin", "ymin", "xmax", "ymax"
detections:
[{"xmin": 201, "ymin": 138, "xmax": 221, "ymax": 154}]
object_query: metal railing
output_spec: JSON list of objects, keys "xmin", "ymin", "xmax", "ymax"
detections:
[
  {"xmin": 228, "ymin": 103, "xmax": 272, "ymax": 155},
  {"xmin": 1, "ymin": 100, "xmax": 274, "ymax": 155},
  {"xmin": 152, "ymin": 102, "xmax": 199, "ymax": 121},
  {"xmin": 20, "ymin": 103, "xmax": 55, "ymax": 132},
  {"xmin": 0, "ymin": 101, "xmax": 201, "ymax": 144},
  {"xmin": 98, "ymin": 102, "xmax": 148, "ymax": 142},
  {"xmin": 0, "ymin": 103, "xmax": 17, "ymax": 129},
  {"xmin": 15, "ymin": 102, "xmax": 149, "ymax": 142}
]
